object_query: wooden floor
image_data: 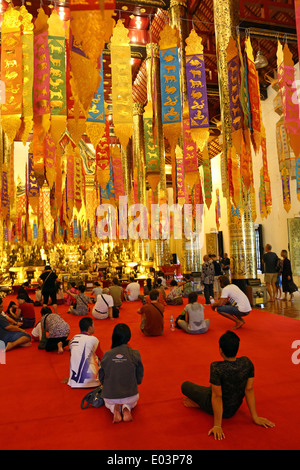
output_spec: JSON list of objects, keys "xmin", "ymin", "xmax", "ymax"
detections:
[{"xmin": 258, "ymin": 294, "xmax": 300, "ymax": 320}]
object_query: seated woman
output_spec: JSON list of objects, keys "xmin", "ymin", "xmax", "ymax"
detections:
[
  {"xmin": 66, "ymin": 285, "xmax": 92, "ymax": 316},
  {"xmin": 166, "ymin": 280, "xmax": 183, "ymax": 305},
  {"xmin": 178, "ymin": 292, "xmax": 210, "ymax": 335},
  {"xmin": 180, "ymin": 274, "xmax": 193, "ymax": 298},
  {"xmin": 99, "ymin": 323, "xmax": 144, "ymax": 423},
  {"xmin": 38, "ymin": 307, "xmax": 70, "ymax": 354},
  {"xmin": 64, "ymin": 282, "xmax": 79, "ymax": 306},
  {"xmin": 138, "ymin": 278, "xmax": 152, "ymax": 304}
]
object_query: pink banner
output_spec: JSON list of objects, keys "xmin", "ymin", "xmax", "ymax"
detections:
[
  {"xmin": 112, "ymin": 147, "xmax": 124, "ymax": 201},
  {"xmin": 183, "ymin": 120, "xmax": 198, "ymax": 173},
  {"xmin": 175, "ymin": 149, "xmax": 185, "ymax": 201}
]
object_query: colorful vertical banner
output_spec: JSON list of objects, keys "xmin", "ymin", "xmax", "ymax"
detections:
[
  {"xmin": 261, "ymin": 132, "xmax": 272, "ymax": 214},
  {"xmin": 74, "ymin": 148, "xmax": 83, "ymax": 213},
  {"xmin": 227, "ymin": 37, "xmax": 244, "ymax": 154},
  {"xmin": 0, "ymin": 5, "xmax": 23, "ymax": 143},
  {"xmin": 27, "ymin": 148, "xmax": 40, "ymax": 212},
  {"xmin": 66, "ymin": 143, "xmax": 75, "ymax": 223},
  {"xmin": 185, "ymin": 29, "xmax": 210, "ymax": 151},
  {"xmin": 144, "ymin": 101, "xmax": 160, "ymax": 196},
  {"xmin": 20, "ymin": 5, "xmax": 34, "ymax": 145},
  {"xmin": 280, "ymin": 163, "xmax": 291, "ymax": 212},
  {"xmin": 1, "ymin": 165, "xmax": 10, "ymax": 221},
  {"xmin": 111, "ymin": 145, "xmax": 124, "ymax": 202},
  {"xmin": 295, "ymin": 0, "xmax": 300, "ymax": 83},
  {"xmin": 277, "ymin": 41, "xmax": 300, "ymax": 191},
  {"xmin": 111, "ymin": 20, "xmax": 133, "ymax": 149},
  {"xmin": 48, "ymin": 10, "xmax": 67, "ymax": 148},
  {"xmin": 202, "ymin": 144, "xmax": 212, "ymax": 209},
  {"xmin": 33, "ymin": 8, "xmax": 51, "ymax": 132},
  {"xmin": 95, "ymin": 119, "xmax": 111, "ymax": 190},
  {"xmin": 175, "ymin": 146, "xmax": 186, "ymax": 205},
  {"xmin": 101, "ymin": 158, "xmax": 115, "ymax": 202},
  {"xmin": 183, "ymin": 119, "xmax": 199, "ymax": 191},
  {"xmin": 245, "ymin": 38, "xmax": 262, "ymax": 153},
  {"xmin": 86, "ymin": 54, "xmax": 106, "ymax": 149},
  {"xmin": 159, "ymin": 25, "xmax": 182, "ymax": 200},
  {"xmin": 44, "ymin": 133, "xmax": 56, "ymax": 189}
]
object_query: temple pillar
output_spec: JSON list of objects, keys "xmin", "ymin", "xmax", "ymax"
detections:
[
  {"xmin": 133, "ymin": 102, "xmax": 148, "ymax": 262},
  {"xmin": 213, "ymin": 0, "xmax": 257, "ymax": 282},
  {"xmin": 145, "ymin": 42, "xmax": 170, "ymax": 269}
]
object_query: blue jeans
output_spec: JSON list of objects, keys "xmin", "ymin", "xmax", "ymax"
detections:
[{"xmin": 216, "ymin": 305, "xmax": 249, "ymax": 318}]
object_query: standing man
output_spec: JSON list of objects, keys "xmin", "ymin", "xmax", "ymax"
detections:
[
  {"xmin": 38, "ymin": 265, "xmax": 58, "ymax": 314},
  {"xmin": 201, "ymin": 255, "xmax": 215, "ymax": 305},
  {"xmin": 262, "ymin": 244, "xmax": 278, "ymax": 302},
  {"xmin": 211, "ymin": 276, "xmax": 252, "ymax": 329},
  {"xmin": 221, "ymin": 253, "xmax": 231, "ymax": 280}
]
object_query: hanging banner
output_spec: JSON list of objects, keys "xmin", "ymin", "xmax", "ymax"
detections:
[
  {"xmin": 183, "ymin": 119, "xmax": 199, "ymax": 191},
  {"xmin": 0, "ymin": 5, "xmax": 23, "ymax": 143},
  {"xmin": 112, "ymin": 145, "xmax": 125, "ymax": 202},
  {"xmin": 66, "ymin": 143, "xmax": 75, "ymax": 222},
  {"xmin": 245, "ymin": 37, "xmax": 262, "ymax": 153},
  {"xmin": 86, "ymin": 54, "xmax": 106, "ymax": 149},
  {"xmin": 33, "ymin": 8, "xmax": 51, "ymax": 136},
  {"xmin": 95, "ymin": 119, "xmax": 111, "ymax": 190},
  {"xmin": 185, "ymin": 29, "xmax": 210, "ymax": 151},
  {"xmin": 280, "ymin": 163, "xmax": 291, "ymax": 212},
  {"xmin": 111, "ymin": 20, "xmax": 133, "ymax": 149},
  {"xmin": 70, "ymin": 33, "xmax": 100, "ymax": 121},
  {"xmin": 277, "ymin": 42, "xmax": 300, "ymax": 161},
  {"xmin": 74, "ymin": 147, "xmax": 83, "ymax": 213},
  {"xmin": 44, "ymin": 133, "xmax": 56, "ymax": 189},
  {"xmin": 144, "ymin": 101, "xmax": 160, "ymax": 194},
  {"xmin": 159, "ymin": 25, "xmax": 182, "ymax": 200},
  {"xmin": 296, "ymin": 0, "xmax": 300, "ymax": 68},
  {"xmin": 175, "ymin": 146, "xmax": 186, "ymax": 205},
  {"xmin": 227, "ymin": 36, "xmax": 244, "ymax": 154},
  {"xmin": 202, "ymin": 144, "xmax": 212, "ymax": 209},
  {"xmin": 101, "ymin": 158, "xmax": 115, "ymax": 202},
  {"xmin": 1, "ymin": 165, "xmax": 10, "ymax": 221},
  {"xmin": 48, "ymin": 10, "xmax": 67, "ymax": 148},
  {"xmin": 240, "ymin": 128, "xmax": 253, "ymax": 190},
  {"xmin": 20, "ymin": 5, "xmax": 34, "ymax": 145},
  {"xmin": 259, "ymin": 168, "xmax": 267, "ymax": 219},
  {"xmin": 261, "ymin": 131, "xmax": 272, "ymax": 214},
  {"xmin": 27, "ymin": 147, "xmax": 40, "ymax": 212}
]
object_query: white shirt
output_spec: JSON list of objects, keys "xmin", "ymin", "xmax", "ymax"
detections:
[
  {"xmin": 68, "ymin": 334, "xmax": 100, "ymax": 388},
  {"xmin": 221, "ymin": 284, "xmax": 252, "ymax": 313},
  {"xmin": 126, "ymin": 282, "xmax": 140, "ymax": 301},
  {"xmin": 92, "ymin": 293, "xmax": 114, "ymax": 319}
]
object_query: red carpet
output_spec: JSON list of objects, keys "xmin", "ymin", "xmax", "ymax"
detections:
[{"xmin": 0, "ymin": 293, "xmax": 300, "ymax": 451}]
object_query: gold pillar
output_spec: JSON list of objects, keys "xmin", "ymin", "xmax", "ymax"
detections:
[
  {"xmin": 146, "ymin": 43, "xmax": 170, "ymax": 269},
  {"xmin": 145, "ymin": 43, "xmax": 166, "ymax": 200},
  {"xmin": 133, "ymin": 102, "xmax": 148, "ymax": 261},
  {"xmin": 213, "ymin": 0, "xmax": 257, "ymax": 279},
  {"xmin": 169, "ymin": 0, "xmax": 202, "ymax": 274}
]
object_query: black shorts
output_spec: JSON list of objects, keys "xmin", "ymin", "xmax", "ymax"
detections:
[{"xmin": 42, "ymin": 290, "xmax": 57, "ymax": 306}]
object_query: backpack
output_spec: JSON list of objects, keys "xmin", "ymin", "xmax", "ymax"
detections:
[{"xmin": 80, "ymin": 385, "xmax": 104, "ymax": 409}]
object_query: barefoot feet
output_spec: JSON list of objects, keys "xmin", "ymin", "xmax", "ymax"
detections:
[{"xmin": 113, "ymin": 404, "xmax": 122, "ymax": 423}]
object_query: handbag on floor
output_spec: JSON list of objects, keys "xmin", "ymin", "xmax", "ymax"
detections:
[
  {"xmin": 80, "ymin": 385, "xmax": 104, "ymax": 409},
  {"xmin": 288, "ymin": 280, "xmax": 298, "ymax": 293},
  {"xmin": 38, "ymin": 314, "xmax": 50, "ymax": 350}
]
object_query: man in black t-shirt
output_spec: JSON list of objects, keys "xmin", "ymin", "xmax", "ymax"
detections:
[
  {"xmin": 181, "ymin": 331, "xmax": 275, "ymax": 440},
  {"xmin": 38, "ymin": 265, "xmax": 58, "ymax": 314},
  {"xmin": 262, "ymin": 244, "xmax": 278, "ymax": 302}
]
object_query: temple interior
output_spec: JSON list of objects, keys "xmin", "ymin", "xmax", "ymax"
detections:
[{"xmin": 0, "ymin": 0, "xmax": 299, "ymax": 315}]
